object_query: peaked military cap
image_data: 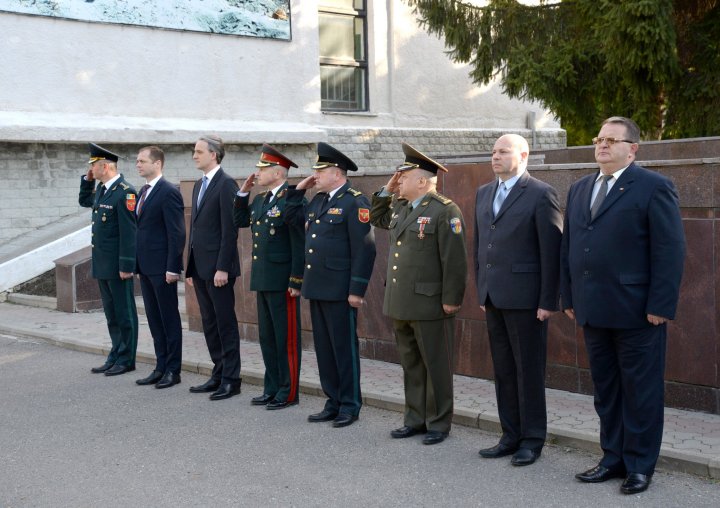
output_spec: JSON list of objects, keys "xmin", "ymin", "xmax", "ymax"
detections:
[
  {"xmin": 88, "ymin": 142, "xmax": 120, "ymax": 163},
  {"xmin": 313, "ymin": 142, "xmax": 358, "ymax": 172},
  {"xmin": 396, "ymin": 142, "xmax": 448, "ymax": 174},
  {"xmin": 256, "ymin": 143, "xmax": 298, "ymax": 169}
]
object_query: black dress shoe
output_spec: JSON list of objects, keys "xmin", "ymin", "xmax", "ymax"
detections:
[
  {"xmin": 189, "ymin": 379, "xmax": 220, "ymax": 393},
  {"xmin": 91, "ymin": 363, "xmax": 114, "ymax": 374},
  {"xmin": 136, "ymin": 370, "xmax": 163, "ymax": 385},
  {"xmin": 511, "ymin": 448, "xmax": 540, "ymax": 466},
  {"xmin": 575, "ymin": 464, "xmax": 626, "ymax": 483},
  {"xmin": 620, "ymin": 473, "xmax": 651, "ymax": 494},
  {"xmin": 251, "ymin": 394, "xmax": 274, "ymax": 406},
  {"xmin": 209, "ymin": 383, "xmax": 241, "ymax": 401},
  {"xmin": 332, "ymin": 414, "xmax": 358, "ymax": 428},
  {"xmin": 422, "ymin": 431, "xmax": 449, "ymax": 445},
  {"xmin": 390, "ymin": 426, "xmax": 426, "ymax": 439},
  {"xmin": 266, "ymin": 399, "xmax": 298, "ymax": 410},
  {"xmin": 104, "ymin": 364, "xmax": 135, "ymax": 376},
  {"xmin": 478, "ymin": 443, "xmax": 518, "ymax": 458},
  {"xmin": 308, "ymin": 409, "xmax": 338, "ymax": 422},
  {"xmin": 156, "ymin": 372, "xmax": 181, "ymax": 389}
]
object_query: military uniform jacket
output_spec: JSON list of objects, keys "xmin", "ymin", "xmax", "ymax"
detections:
[
  {"xmin": 284, "ymin": 181, "xmax": 376, "ymax": 301},
  {"xmin": 233, "ymin": 182, "xmax": 305, "ymax": 292},
  {"xmin": 371, "ymin": 191, "xmax": 467, "ymax": 321},
  {"xmin": 79, "ymin": 174, "xmax": 137, "ymax": 279}
]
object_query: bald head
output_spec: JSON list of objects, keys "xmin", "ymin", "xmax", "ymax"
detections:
[{"xmin": 491, "ymin": 134, "xmax": 530, "ymax": 181}]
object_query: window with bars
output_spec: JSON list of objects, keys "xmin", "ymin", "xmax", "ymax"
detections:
[{"xmin": 319, "ymin": 1, "xmax": 368, "ymax": 111}]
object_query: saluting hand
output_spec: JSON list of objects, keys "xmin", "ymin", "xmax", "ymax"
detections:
[
  {"xmin": 85, "ymin": 168, "xmax": 95, "ymax": 181},
  {"xmin": 296, "ymin": 175, "xmax": 316, "ymax": 190},
  {"xmin": 240, "ymin": 173, "xmax": 256, "ymax": 193},
  {"xmin": 385, "ymin": 172, "xmax": 402, "ymax": 194}
]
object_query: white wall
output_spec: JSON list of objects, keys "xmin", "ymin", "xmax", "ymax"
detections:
[{"xmin": 0, "ymin": 1, "xmax": 559, "ymax": 142}]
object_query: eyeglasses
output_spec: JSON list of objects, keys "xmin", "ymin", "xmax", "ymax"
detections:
[{"xmin": 592, "ymin": 137, "xmax": 635, "ymax": 146}]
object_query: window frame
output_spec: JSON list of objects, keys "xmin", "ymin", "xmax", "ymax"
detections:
[{"xmin": 318, "ymin": 1, "xmax": 369, "ymax": 112}]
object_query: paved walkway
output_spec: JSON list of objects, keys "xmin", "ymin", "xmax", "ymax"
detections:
[{"xmin": 0, "ymin": 299, "xmax": 718, "ymax": 478}]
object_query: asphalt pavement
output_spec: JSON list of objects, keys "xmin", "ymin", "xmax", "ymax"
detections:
[{"xmin": 1, "ymin": 334, "xmax": 718, "ymax": 507}]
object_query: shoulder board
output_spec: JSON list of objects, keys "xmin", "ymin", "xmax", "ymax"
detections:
[
  {"xmin": 120, "ymin": 182, "xmax": 130, "ymax": 190},
  {"xmin": 348, "ymin": 188, "xmax": 362, "ymax": 197},
  {"xmin": 430, "ymin": 193, "xmax": 452, "ymax": 205}
]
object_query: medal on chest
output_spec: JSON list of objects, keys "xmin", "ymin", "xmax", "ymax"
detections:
[{"xmin": 417, "ymin": 216, "xmax": 431, "ymax": 239}]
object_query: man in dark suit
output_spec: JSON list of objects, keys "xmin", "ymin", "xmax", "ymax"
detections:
[
  {"xmin": 186, "ymin": 135, "xmax": 242, "ymax": 401},
  {"xmin": 284, "ymin": 143, "xmax": 376, "ymax": 428},
  {"xmin": 234, "ymin": 144, "xmax": 304, "ymax": 409},
  {"xmin": 79, "ymin": 143, "xmax": 138, "ymax": 376},
  {"xmin": 474, "ymin": 134, "xmax": 562, "ymax": 465},
  {"xmin": 370, "ymin": 143, "xmax": 467, "ymax": 446},
  {"xmin": 134, "ymin": 146, "xmax": 186, "ymax": 389},
  {"xmin": 561, "ymin": 117, "xmax": 685, "ymax": 494}
]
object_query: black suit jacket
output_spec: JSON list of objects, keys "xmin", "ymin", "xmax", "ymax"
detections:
[
  {"xmin": 560, "ymin": 163, "xmax": 685, "ymax": 328},
  {"xmin": 136, "ymin": 177, "xmax": 186, "ymax": 276},
  {"xmin": 186, "ymin": 168, "xmax": 240, "ymax": 281},
  {"xmin": 474, "ymin": 171, "xmax": 563, "ymax": 310}
]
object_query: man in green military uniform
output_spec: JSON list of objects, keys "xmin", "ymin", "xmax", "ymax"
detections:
[
  {"xmin": 79, "ymin": 143, "xmax": 139, "ymax": 376},
  {"xmin": 370, "ymin": 142, "xmax": 467, "ymax": 445},
  {"xmin": 233, "ymin": 144, "xmax": 305, "ymax": 409}
]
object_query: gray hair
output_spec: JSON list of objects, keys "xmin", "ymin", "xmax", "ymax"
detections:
[{"xmin": 198, "ymin": 135, "xmax": 225, "ymax": 163}]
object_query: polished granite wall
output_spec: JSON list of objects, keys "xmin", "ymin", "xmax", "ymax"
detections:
[{"xmin": 181, "ymin": 155, "xmax": 720, "ymax": 413}]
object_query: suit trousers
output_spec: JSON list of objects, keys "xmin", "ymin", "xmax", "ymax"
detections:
[
  {"xmin": 257, "ymin": 291, "xmax": 301, "ymax": 403},
  {"xmin": 309, "ymin": 300, "xmax": 362, "ymax": 416},
  {"xmin": 98, "ymin": 278, "xmax": 138, "ymax": 368},
  {"xmin": 139, "ymin": 273, "xmax": 183, "ymax": 375},
  {"xmin": 485, "ymin": 301, "xmax": 547, "ymax": 451},
  {"xmin": 392, "ymin": 317, "xmax": 455, "ymax": 433},
  {"xmin": 193, "ymin": 277, "xmax": 241, "ymax": 385},
  {"xmin": 583, "ymin": 324, "xmax": 667, "ymax": 475}
]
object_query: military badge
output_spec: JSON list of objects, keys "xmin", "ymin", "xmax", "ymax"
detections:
[
  {"xmin": 328, "ymin": 208, "xmax": 343, "ymax": 215},
  {"xmin": 450, "ymin": 217, "xmax": 462, "ymax": 234},
  {"xmin": 126, "ymin": 194, "xmax": 136, "ymax": 212},
  {"xmin": 267, "ymin": 206, "xmax": 281, "ymax": 217},
  {"xmin": 358, "ymin": 208, "xmax": 369, "ymax": 223}
]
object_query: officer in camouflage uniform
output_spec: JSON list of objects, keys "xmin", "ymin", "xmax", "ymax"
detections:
[
  {"xmin": 370, "ymin": 142, "xmax": 467, "ymax": 445},
  {"xmin": 233, "ymin": 144, "xmax": 305, "ymax": 409},
  {"xmin": 284, "ymin": 142, "xmax": 376, "ymax": 428},
  {"xmin": 79, "ymin": 143, "xmax": 139, "ymax": 376}
]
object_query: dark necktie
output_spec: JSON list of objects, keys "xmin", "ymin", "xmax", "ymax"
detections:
[
  {"xmin": 263, "ymin": 191, "xmax": 273, "ymax": 205},
  {"xmin": 136, "ymin": 184, "xmax": 151, "ymax": 215},
  {"xmin": 590, "ymin": 175, "xmax": 613, "ymax": 219},
  {"xmin": 97, "ymin": 184, "xmax": 106, "ymax": 202},
  {"xmin": 320, "ymin": 192, "xmax": 330, "ymax": 208}
]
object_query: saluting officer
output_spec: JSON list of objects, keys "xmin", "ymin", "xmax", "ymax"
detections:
[
  {"xmin": 284, "ymin": 142, "xmax": 376, "ymax": 428},
  {"xmin": 234, "ymin": 144, "xmax": 305, "ymax": 410},
  {"xmin": 79, "ymin": 143, "xmax": 139, "ymax": 376},
  {"xmin": 370, "ymin": 143, "xmax": 467, "ymax": 445}
]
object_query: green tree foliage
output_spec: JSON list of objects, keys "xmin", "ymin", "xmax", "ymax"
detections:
[{"xmin": 405, "ymin": 0, "xmax": 720, "ymax": 144}]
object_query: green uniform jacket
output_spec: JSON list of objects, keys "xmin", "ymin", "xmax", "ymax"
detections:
[
  {"xmin": 79, "ymin": 175, "xmax": 137, "ymax": 279},
  {"xmin": 233, "ymin": 183, "xmax": 306, "ymax": 291},
  {"xmin": 371, "ymin": 191, "xmax": 467, "ymax": 321}
]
